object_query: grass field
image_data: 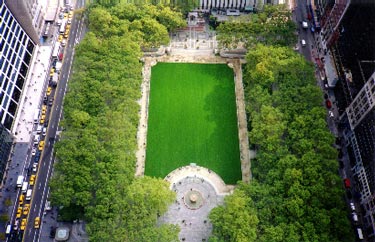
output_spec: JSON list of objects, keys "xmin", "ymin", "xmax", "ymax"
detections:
[{"xmin": 145, "ymin": 63, "xmax": 241, "ymax": 184}]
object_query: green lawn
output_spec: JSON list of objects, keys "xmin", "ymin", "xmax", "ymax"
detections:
[{"xmin": 145, "ymin": 63, "xmax": 241, "ymax": 184}]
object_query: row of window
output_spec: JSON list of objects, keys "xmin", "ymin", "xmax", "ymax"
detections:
[
  {"xmin": 0, "ymin": 2, "xmax": 36, "ymax": 131},
  {"xmin": 199, "ymin": 0, "xmax": 250, "ymax": 9}
]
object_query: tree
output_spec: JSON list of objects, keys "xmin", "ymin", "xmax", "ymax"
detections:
[{"xmin": 210, "ymin": 190, "xmax": 258, "ymax": 242}]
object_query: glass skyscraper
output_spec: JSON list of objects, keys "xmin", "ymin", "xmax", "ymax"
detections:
[{"xmin": 0, "ymin": 0, "xmax": 37, "ymax": 131}]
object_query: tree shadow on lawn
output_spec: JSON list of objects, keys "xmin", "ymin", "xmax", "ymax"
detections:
[{"xmin": 202, "ymin": 78, "xmax": 242, "ymax": 184}]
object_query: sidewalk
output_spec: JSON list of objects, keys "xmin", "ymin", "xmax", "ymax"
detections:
[{"xmin": 13, "ymin": 46, "xmax": 53, "ymax": 143}]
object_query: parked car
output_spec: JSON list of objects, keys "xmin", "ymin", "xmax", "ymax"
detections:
[
  {"xmin": 32, "ymin": 163, "xmax": 38, "ymax": 172},
  {"xmin": 344, "ymin": 178, "xmax": 351, "ymax": 188},
  {"xmin": 20, "ymin": 219, "xmax": 26, "ymax": 231},
  {"xmin": 34, "ymin": 151, "xmax": 41, "ymax": 163},
  {"xmin": 47, "ymin": 87, "xmax": 52, "ymax": 96},
  {"xmin": 352, "ymin": 212, "xmax": 358, "ymax": 222},
  {"xmin": 31, "ymin": 147, "xmax": 36, "ymax": 156},
  {"xmin": 23, "ymin": 204, "xmax": 30, "ymax": 215},
  {"xmin": 38, "ymin": 140, "xmax": 45, "ymax": 151},
  {"xmin": 13, "ymin": 219, "xmax": 19, "ymax": 230},
  {"xmin": 29, "ymin": 175, "xmax": 36, "ymax": 186},
  {"xmin": 350, "ymin": 202, "xmax": 356, "ymax": 211},
  {"xmin": 302, "ymin": 21, "xmax": 308, "ymax": 29},
  {"xmin": 19, "ymin": 195, "xmax": 24, "ymax": 205},
  {"xmin": 301, "ymin": 39, "xmax": 306, "ymax": 47},
  {"xmin": 16, "ymin": 207, "xmax": 22, "ymax": 218},
  {"xmin": 325, "ymin": 99, "xmax": 332, "ymax": 109}
]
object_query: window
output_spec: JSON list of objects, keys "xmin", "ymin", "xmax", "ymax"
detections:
[{"xmin": 15, "ymin": 25, "xmax": 20, "ymax": 37}]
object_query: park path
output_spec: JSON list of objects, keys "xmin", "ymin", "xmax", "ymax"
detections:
[{"xmin": 229, "ymin": 59, "xmax": 252, "ymax": 182}]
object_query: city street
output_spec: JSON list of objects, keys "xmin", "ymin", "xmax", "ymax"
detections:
[
  {"xmin": 0, "ymin": 0, "xmax": 87, "ymax": 241},
  {"xmin": 22, "ymin": 0, "xmax": 87, "ymax": 241}
]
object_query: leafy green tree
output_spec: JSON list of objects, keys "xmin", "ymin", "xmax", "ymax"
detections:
[
  {"xmin": 210, "ymin": 190, "xmax": 258, "ymax": 242},
  {"xmin": 216, "ymin": 4, "xmax": 296, "ymax": 49}
]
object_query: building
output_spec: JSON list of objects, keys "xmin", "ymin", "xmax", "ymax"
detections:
[
  {"xmin": 0, "ymin": 0, "xmax": 39, "ymax": 131},
  {"xmin": 197, "ymin": 0, "xmax": 288, "ymax": 11},
  {"xmin": 0, "ymin": 123, "xmax": 13, "ymax": 182},
  {"xmin": 314, "ymin": 0, "xmax": 375, "ymax": 240},
  {"xmin": 0, "ymin": 0, "xmax": 42, "ymax": 185}
]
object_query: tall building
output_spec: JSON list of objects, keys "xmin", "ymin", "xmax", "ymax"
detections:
[
  {"xmin": 0, "ymin": 0, "xmax": 39, "ymax": 131},
  {"xmin": 0, "ymin": 0, "xmax": 41, "ymax": 181},
  {"xmin": 315, "ymin": 0, "xmax": 375, "ymax": 240}
]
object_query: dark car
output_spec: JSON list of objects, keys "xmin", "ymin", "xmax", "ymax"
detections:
[
  {"xmin": 34, "ymin": 151, "xmax": 41, "ymax": 163},
  {"xmin": 43, "ymin": 96, "xmax": 48, "ymax": 105},
  {"xmin": 325, "ymin": 99, "xmax": 332, "ymax": 109},
  {"xmin": 48, "ymin": 97, "xmax": 54, "ymax": 106}
]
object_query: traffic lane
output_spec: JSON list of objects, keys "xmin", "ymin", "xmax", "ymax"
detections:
[
  {"xmin": 32, "ymin": 14, "xmax": 83, "ymax": 242},
  {"xmin": 23, "ymin": 138, "xmax": 55, "ymax": 241}
]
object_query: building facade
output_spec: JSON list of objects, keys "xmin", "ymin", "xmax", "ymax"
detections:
[
  {"xmin": 314, "ymin": 0, "xmax": 375, "ymax": 240},
  {"xmin": 197, "ymin": 0, "xmax": 287, "ymax": 10},
  {"xmin": 0, "ymin": 0, "xmax": 38, "ymax": 131}
]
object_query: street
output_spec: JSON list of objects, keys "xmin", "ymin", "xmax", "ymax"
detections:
[{"xmin": 2, "ymin": 0, "xmax": 87, "ymax": 241}]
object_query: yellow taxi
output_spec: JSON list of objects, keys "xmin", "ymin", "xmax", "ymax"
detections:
[
  {"xmin": 42, "ymin": 105, "xmax": 47, "ymax": 115},
  {"xmin": 58, "ymin": 35, "xmax": 63, "ymax": 42},
  {"xmin": 23, "ymin": 204, "xmax": 30, "ymax": 216},
  {"xmin": 50, "ymin": 68, "xmax": 55, "ymax": 76},
  {"xmin": 30, "ymin": 175, "xmax": 36, "ymax": 186},
  {"xmin": 20, "ymin": 219, "xmax": 26, "ymax": 230},
  {"xmin": 40, "ymin": 114, "xmax": 46, "ymax": 124},
  {"xmin": 19, "ymin": 195, "xmax": 24, "ymax": 205},
  {"xmin": 16, "ymin": 207, "xmax": 22, "ymax": 218},
  {"xmin": 34, "ymin": 217, "xmax": 40, "ymax": 229},
  {"xmin": 64, "ymin": 13, "xmax": 68, "ymax": 19},
  {"xmin": 68, "ymin": 11, "xmax": 73, "ymax": 19},
  {"xmin": 64, "ymin": 30, "xmax": 69, "ymax": 38},
  {"xmin": 47, "ymin": 87, "xmax": 52, "ymax": 96},
  {"xmin": 38, "ymin": 140, "xmax": 45, "ymax": 151}
]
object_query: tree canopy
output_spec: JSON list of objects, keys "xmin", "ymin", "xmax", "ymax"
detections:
[
  {"xmin": 209, "ymin": 44, "xmax": 354, "ymax": 241},
  {"xmin": 50, "ymin": 3, "xmax": 185, "ymax": 241},
  {"xmin": 216, "ymin": 4, "xmax": 297, "ymax": 49}
]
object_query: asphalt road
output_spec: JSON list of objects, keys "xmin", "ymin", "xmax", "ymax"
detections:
[
  {"xmin": 20, "ymin": 1, "xmax": 87, "ymax": 241},
  {"xmin": 295, "ymin": 0, "xmax": 314, "ymax": 61}
]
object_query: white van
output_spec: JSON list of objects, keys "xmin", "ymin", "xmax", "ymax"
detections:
[
  {"xmin": 357, "ymin": 228, "xmax": 364, "ymax": 240},
  {"xmin": 21, "ymin": 182, "xmax": 28, "ymax": 193},
  {"xmin": 33, "ymin": 134, "xmax": 40, "ymax": 145},
  {"xmin": 26, "ymin": 189, "xmax": 32, "ymax": 201},
  {"xmin": 16, "ymin": 175, "xmax": 24, "ymax": 188},
  {"xmin": 5, "ymin": 224, "xmax": 11, "ymax": 235},
  {"xmin": 353, "ymin": 212, "xmax": 358, "ymax": 222},
  {"xmin": 34, "ymin": 109, "xmax": 40, "ymax": 124}
]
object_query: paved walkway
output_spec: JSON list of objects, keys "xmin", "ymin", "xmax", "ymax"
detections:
[
  {"xmin": 160, "ymin": 165, "xmax": 233, "ymax": 242},
  {"xmin": 229, "ymin": 59, "xmax": 252, "ymax": 182},
  {"xmin": 12, "ymin": 45, "xmax": 52, "ymax": 143}
]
